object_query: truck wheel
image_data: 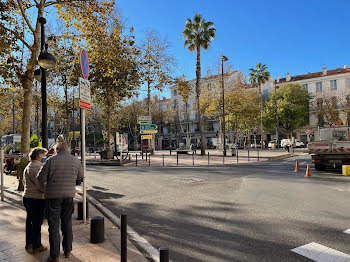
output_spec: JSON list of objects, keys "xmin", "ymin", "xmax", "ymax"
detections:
[{"xmin": 315, "ymin": 163, "xmax": 326, "ymax": 171}]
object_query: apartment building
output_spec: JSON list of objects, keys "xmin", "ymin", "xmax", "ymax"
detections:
[
  {"xmin": 164, "ymin": 70, "xmax": 244, "ymax": 148},
  {"xmin": 262, "ymin": 66, "xmax": 350, "ymax": 141}
]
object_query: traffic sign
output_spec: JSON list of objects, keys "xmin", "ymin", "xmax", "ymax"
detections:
[
  {"xmin": 140, "ymin": 124, "xmax": 157, "ymax": 130},
  {"xmin": 138, "ymin": 116, "xmax": 151, "ymax": 121},
  {"xmin": 140, "ymin": 130, "xmax": 158, "ymax": 134},
  {"xmin": 141, "ymin": 135, "xmax": 152, "ymax": 140},
  {"xmin": 138, "ymin": 120, "xmax": 152, "ymax": 125},
  {"xmin": 79, "ymin": 77, "xmax": 91, "ymax": 110},
  {"xmin": 80, "ymin": 49, "xmax": 89, "ymax": 79}
]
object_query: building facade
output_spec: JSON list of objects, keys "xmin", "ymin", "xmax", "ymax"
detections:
[
  {"xmin": 164, "ymin": 70, "xmax": 244, "ymax": 149},
  {"xmin": 262, "ymin": 66, "xmax": 350, "ymax": 141}
]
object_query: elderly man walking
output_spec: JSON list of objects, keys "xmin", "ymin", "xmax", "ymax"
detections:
[{"xmin": 38, "ymin": 142, "xmax": 84, "ymax": 262}]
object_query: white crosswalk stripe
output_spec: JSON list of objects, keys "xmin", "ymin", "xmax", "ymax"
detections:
[{"xmin": 291, "ymin": 242, "xmax": 350, "ymax": 262}]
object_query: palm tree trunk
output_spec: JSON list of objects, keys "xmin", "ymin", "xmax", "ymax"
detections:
[
  {"xmin": 196, "ymin": 46, "xmax": 205, "ymax": 155},
  {"xmin": 259, "ymin": 84, "xmax": 264, "ymax": 149}
]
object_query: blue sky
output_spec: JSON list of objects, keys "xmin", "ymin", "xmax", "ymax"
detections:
[{"xmin": 118, "ymin": 0, "xmax": 350, "ymax": 85}]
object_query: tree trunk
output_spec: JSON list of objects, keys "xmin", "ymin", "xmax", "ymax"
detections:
[
  {"xmin": 196, "ymin": 46, "xmax": 205, "ymax": 155},
  {"xmin": 106, "ymin": 101, "xmax": 112, "ymax": 160},
  {"xmin": 259, "ymin": 83, "xmax": 264, "ymax": 149},
  {"xmin": 64, "ymin": 78, "xmax": 70, "ymax": 140}
]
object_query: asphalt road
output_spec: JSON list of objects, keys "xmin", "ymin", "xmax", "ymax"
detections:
[{"xmin": 86, "ymin": 155, "xmax": 350, "ymax": 262}]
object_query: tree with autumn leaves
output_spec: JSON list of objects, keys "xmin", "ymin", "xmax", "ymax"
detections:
[{"xmin": 0, "ymin": 0, "xmax": 117, "ymax": 154}]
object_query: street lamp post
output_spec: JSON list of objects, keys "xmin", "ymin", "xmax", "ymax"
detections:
[
  {"xmin": 222, "ymin": 55, "xmax": 228, "ymax": 156},
  {"xmin": 38, "ymin": 17, "xmax": 56, "ymax": 149},
  {"xmin": 274, "ymin": 80, "xmax": 279, "ymax": 148}
]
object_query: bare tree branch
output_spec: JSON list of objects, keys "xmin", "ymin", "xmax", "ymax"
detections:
[
  {"xmin": 33, "ymin": 0, "xmax": 39, "ymax": 5},
  {"xmin": 0, "ymin": 24, "xmax": 32, "ymax": 51},
  {"xmin": 16, "ymin": 0, "xmax": 35, "ymax": 32},
  {"xmin": 46, "ymin": 0, "xmax": 92, "ymax": 7}
]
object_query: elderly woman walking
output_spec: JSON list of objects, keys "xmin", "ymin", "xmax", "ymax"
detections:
[{"xmin": 23, "ymin": 147, "xmax": 48, "ymax": 253}]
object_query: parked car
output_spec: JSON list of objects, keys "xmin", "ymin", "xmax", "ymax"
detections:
[
  {"xmin": 268, "ymin": 140, "xmax": 277, "ymax": 148},
  {"xmin": 280, "ymin": 139, "xmax": 305, "ymax": 148},
  {"xmin": 250, "ymin": 143, "xmax": 262, "ymax": 148},
  {"xmin": 295, "ymin": 139, "xmax": 305, "ymax": 148}
]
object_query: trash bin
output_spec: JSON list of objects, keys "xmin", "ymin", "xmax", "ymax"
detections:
[{"xmin": 231, "ymin": 148, "xmax": 236, "ymax": 156}]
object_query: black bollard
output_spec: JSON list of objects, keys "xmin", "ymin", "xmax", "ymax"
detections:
[
  {"xmin": 146, "ymin": 152, "xmax": 148, "ymax": 161},
  {"xmin": 136, "ymin": 154, "xmax": 138, "ymax": 166},
  {"xmin": 248, "ymin": 149, "xmax": 250, "ymax": 162},
  {"xmin": 160, "ymin": 247, "xmax": 169, "ymax": 262},
  {"xmin": 90, "ymin": 216, "xmax": 104, "ymax": 243},
  {"xmin": 149, "ymin": 154, "xmax": 151, "ymax": 166},
  {"xmin": 163, "ymin": 154, "xmax": 165, "ymax": 167},
  {"xmin": 121, "ymin": 214, "xmax": 127, "ymax": 262},
  {"xmin": 170, "ymin": 149, "xmax": 172, "ymax": 156},
  {"xmin": 77, "ymin": 200, "xmax": 89, "ymax": 220},
  {"xmin": 192, "ymin": 152, "xmax": 194, "ymax": 166},
  {"xmin": 257, "ymin": 150, "xmax": 260, "ymax": 161},
  {"xmin": 223, "ymin": 151, "xmax": 225, "ymax": 165},
  {"xmin": 236, "ymin": 150, "xmax": 239, "ymax": 163},
  {"xmin": 208, "ymin": 152, "xmax": 210, "ymax": 166},
  {"xmin": 177, "ymin": 152, "xmax": 179, "ymax": 166}
]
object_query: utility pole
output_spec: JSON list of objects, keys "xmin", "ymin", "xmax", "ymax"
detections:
[
  {"xmin": 12, "ymin": 94, "xmax": 15, "ymax": 134},
  {"xmin": 274, "ymin": 80, "xmax": 279, "ymax": 148},
  {"xmin": 72, "ymin": 86, "xmax": 76, "ymax": 155}
]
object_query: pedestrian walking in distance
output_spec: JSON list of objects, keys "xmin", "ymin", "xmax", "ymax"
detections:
[
  {"xmin": 37, "ymin": 142, "xmax": 84, "ymax": 262},
  {"xmin": 23, "ymin": 147, "xmax": 48, "ymax": 254}
]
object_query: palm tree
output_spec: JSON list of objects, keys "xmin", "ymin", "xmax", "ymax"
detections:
[
  {"xmin": 182, "ymin": 14, "xmax": 216, "ymax": 155},
  {"xmin": 249, "ymin": 63, "xmax": 270, "ymax": 148}
]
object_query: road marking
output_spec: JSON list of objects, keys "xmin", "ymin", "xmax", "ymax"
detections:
[
  {"xmin": 291, "ymin": 242, "xmax": 350, "ymax": 262},
  {"xmin": 344, "ymin": 229, "xmax": 350, "ymax": 235}
]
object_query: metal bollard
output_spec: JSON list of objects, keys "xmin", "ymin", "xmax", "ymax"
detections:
[
  {"xmin": 177, "ymin": 152, "xmax": 179, "ymax": 166},
  {"xmin": 248, "ymin": 149, "xmax": 250, "ymax": 162},
  {"xmin": 121, "ymin": 214, "xmax": 127, "ymax": 262},
  {"xmin": 208, "ymin": 152, "xmax": 210, "ymax": 166},
  {"xmin": 90, "ymin": 216, "xmax": 104, "ymax": 243},
  {"xmin": 77, "ymin": 200, "xmax": 89, "ymax": 220},
  {"xmin": 136, "ymin": 154, "xmax": 138, "ymax": 166},
  {"xmin": 146, "ymin": 152, "xmax": 148, "ymax": 161},
  {"xmin": 159, "ymin": 247, "xmax": 169, "ymax": 262},
  {"xmin": 1, "ymin": 149, "xmax": 3, "ymax": 201},
  {"xmin": 192, "ymin": 152, "xmax": 194, "ymax": 166},
  {"xmin": 236, "ymin": 150, "xmax": 239, "ymax": 163},
  {"xmin": 223, "ymin": 151, "xmax": 225, "ymax": 165},
  {"xmin": 257, "ymin": 150, "xmax": 259, "ymax": 161},
  {"xmin": 170, "ymin": 149, "xmax": 172, "ymax": 156},
  {"xmin": 149, "ymin": 154, "xmax": 151, "ymax": 166},
  {"xmin": 163, "ymin": 154, "xmax": 165, "ymax": 167}
]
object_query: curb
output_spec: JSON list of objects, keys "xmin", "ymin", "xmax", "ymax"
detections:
[
  {"xmin": 75, "ymin": 188, "xmax": 159, "ymax": 262},
  {"xmin": 4, "ymin": 187, "xmax": 22, "ymax": 197},
  {"xmin": 267, "ymin": 154, "xmax": 293, "ymax": 161}
]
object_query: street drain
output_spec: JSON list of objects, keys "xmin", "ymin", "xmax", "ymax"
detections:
[{"xmin": 175, "ymin": 177, "xmax": 204, "ymax": 184}]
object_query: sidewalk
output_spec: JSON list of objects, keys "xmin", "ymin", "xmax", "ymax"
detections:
[
  {"xmin": 0, "ymin": 185, "xmax": 148, "ymax": 262},
  {"xmin": 84, "ymin": 148, "xmax": 307, "ymax": 167}
]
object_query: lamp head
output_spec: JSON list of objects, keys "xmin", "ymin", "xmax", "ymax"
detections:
[
  {"xmin": 34, "ymin": 69, "xmax": 41, "ymax": 82},
  {"xmin": 38, "ymin": 51, "xmax": 56, "ymax": 70},
  {"xmin": 222, "ymin": 55, "xmax": 228, "ymax": 62},
  {"xmin": 38, "ymin": 17, "xmax": 46, "ymax": 24}
]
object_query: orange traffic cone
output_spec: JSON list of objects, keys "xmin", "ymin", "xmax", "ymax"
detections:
[
  {"xmin": 294, "ymin": 160, "xmax": 300, "ymax": 172},
  {"xmin": 305, "ymin": 164, "xmax": 312, "ymax": 177}
]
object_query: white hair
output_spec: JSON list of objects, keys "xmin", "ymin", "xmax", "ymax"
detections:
[{"xmin": 55, "ymin": 142, "xmax": 70, "ymax": 152}]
